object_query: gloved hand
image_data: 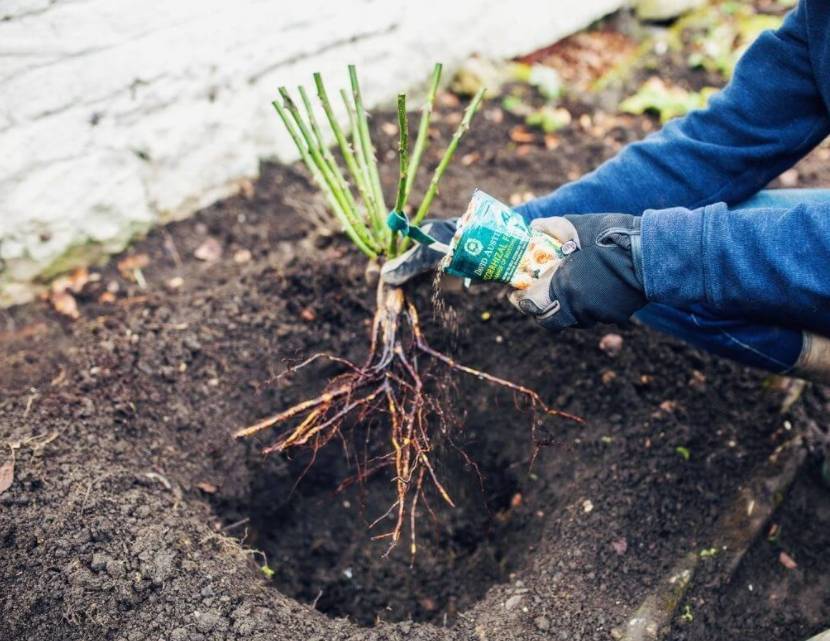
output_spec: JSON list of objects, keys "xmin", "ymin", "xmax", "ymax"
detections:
[
  {"xmin": 380, "ymin": 218, "xmax": 457, "ymax": 286},
  {"xmin": 509, "ymin": 213, "xmax": 647, "ymax": 330}
]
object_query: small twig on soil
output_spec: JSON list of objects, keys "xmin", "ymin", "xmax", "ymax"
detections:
[
  {"xmin": 23, "ymin": 392, "xmax": 38, "ymax": 418},
  {"xmin": 220, "ymin": 517, "xmax": 251, "ymax": 533},
  {"xmin": 614, "ymin": 552, "xmax": 699, "ymax": 641},
  {"xmin": 143, "ymin": 471, "xmax": 172, "ymax": 491}
]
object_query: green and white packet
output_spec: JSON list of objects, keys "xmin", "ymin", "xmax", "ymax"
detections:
[{"xmin": 443, "ymin": 190, "xmax": 566, "ymax": 289}]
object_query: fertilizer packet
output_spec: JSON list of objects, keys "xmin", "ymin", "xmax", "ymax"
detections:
[{"xmin": 442, "ymin": 190, "xmax": 569, "ymax": 290}]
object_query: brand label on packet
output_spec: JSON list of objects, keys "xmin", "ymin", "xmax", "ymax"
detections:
[{"xmin": 444, "ymin": 190, "xmax": 563, "ymax": 284}]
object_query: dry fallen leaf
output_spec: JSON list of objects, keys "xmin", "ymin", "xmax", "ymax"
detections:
[
  {"xmin": 51, "ymin": 291, "xmax": 80, "ymax": 319},
  {"xmin": 659, "ymin": 400, "xmax": 678, "ymax": 413},
  {"xmin": 239, "ymin": 178, "xmax": 255, "ymax": 199},
  {"xmin": 515, "ymin": 144, "xmax": 533, "ymax": 158},
  {"xmin": 517, "ymin": 31, "xmax": 637, "ymax": 91},
  {"xmin": 233, "ymin": 249, "xmax": 252, "ymax": 264},
  {"xmin": 194, "ymin": 237, "xmax": 223, "ymax": 262},
  {"xmin": 444, "ymin": 112, "xmax": 463, "ymax": 126},
  {"xmin": 779, "ymin": 551, "xmax": 797, "ymax": 570},
  {"xmin": 485, "ymin": 107, "xmax": 504, "ymax": 123},
  {"xmin": 51, "ymin": 267, "xmax": 90, "ymax": 294},
  {"xmin": 601, "ymin": 369, "xmax": 617, "ymax": 385},
  {"xmin": 689, "ymin": 369, "xmax": 707, "ymax": 390},
  {"xmin": 611, "ymin": 538, "xmax": 628, "ymax": 555},
  {"xmin": 599, "ymin": 333, "xmax": 623, "ymax": 357},
  {"xmin": 509, "ymin": 126, "xmax": 536, "ymax": 144},
  {"xmin": 197, "ymin": 481, "xmax": 218, "ymax": 494},
  {"xmin": 117, "ymin": 253, "xmax": 150, "ymax": 276},
  {"xmin": 0, "ymin": 454, "xmax": 14, "ymax": 494},
  {"xmin": 438, "ymin": 91, "xmax": 460, "ymax": 108}
]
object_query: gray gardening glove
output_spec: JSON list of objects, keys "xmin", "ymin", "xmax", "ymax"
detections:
[
  {"xmin": 380, "ymin": 218, "xmax": 457, "ymax": 285},
  {"xmin": 509, "ymin": 214, "xmax": 647, "ymax": 330}
]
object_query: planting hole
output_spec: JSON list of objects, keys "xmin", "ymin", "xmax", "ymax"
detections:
[{"xmin": 213, "ymin": 402, "xmax": 549, "ymax": 627}]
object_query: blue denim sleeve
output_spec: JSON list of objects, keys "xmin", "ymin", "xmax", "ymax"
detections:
[
  {"xmin": 640, "ymin": 203, "xmax": 830, "ymax": 335},
  {"xmin": 516, "ymin": 2, "xmax": 830, "ymax": 221}
]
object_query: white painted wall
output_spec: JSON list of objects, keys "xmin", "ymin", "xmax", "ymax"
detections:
[{"xmin": 0, "ymin": 0, "xmax": 622, "ymax": 305}]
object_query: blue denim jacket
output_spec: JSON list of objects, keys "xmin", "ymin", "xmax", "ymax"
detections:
[{"xmin": 517, "ymin": 0, "xmax": 830, "ymax": 336}]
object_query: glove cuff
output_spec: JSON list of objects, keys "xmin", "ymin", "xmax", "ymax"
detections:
[{"xmin": 630, "ymin": 221, "xmax": 645, "ymax": 288}]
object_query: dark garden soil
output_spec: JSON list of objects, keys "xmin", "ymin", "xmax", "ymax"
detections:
[{"xmin": 2, "ymin": 20, "xmax": 830, "ymax": 641}]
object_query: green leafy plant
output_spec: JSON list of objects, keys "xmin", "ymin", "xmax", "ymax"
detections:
[
  {"xmin": 620, "ymin": 77, "xmax": 717, "ymax": 123},
  {"xmin": 235, "ymin": 65, "xmax": 580, "ymax": 555},
  {"xmin": 525, "ymin": 105, "xmax": 572, "ymax": 134},
  {"xmin": 669, "ymin": 1, "xmax": 784, "ymax": 78}
]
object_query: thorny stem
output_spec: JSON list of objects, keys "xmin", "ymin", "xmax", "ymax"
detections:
[
  {"xmin": 297, "ymin": 85, "xmax": 363, "ymax": 229},
  {"xmin": 348, "ymin": 65, "xmax": 388, "ymax": 240},
  {"xmin": 339, "ymin": 87, "xmax": 381, "ymax": 234},
  {"xmin": 313, "ymin": 73, "xmax": 378, "ymax": 234},
  {"xmin": 271, "ymin": 100, "xmax": 377, "ymax": 259},
  {"xmin": 390, "ymin": 93, "xmax": 409, "ymax": 256},
  {"xmin": 404, "ymin": 63, "xmax": 442, "ymax": 206},
  {"xmin": 394, "ymin": 94, "xmax": 409, "ymax": 214},
  {"xmin": 279, "ymin": 88, "xmax": 379, "ymax": 254}
]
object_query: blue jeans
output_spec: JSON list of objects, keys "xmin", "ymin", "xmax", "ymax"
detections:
[{"xmin": 634, "ymin": 189, "xmax": 829, "ymax": 374}]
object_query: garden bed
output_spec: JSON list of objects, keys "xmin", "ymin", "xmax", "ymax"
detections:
[{"xmin": 2, "ymin": 18, "xmax": 830, "ymax": 641}]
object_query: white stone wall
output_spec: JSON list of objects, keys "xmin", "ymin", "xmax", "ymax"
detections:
[{"xmin": 0, "ymin": 0, "xmax": 622, "ymax": 305}]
